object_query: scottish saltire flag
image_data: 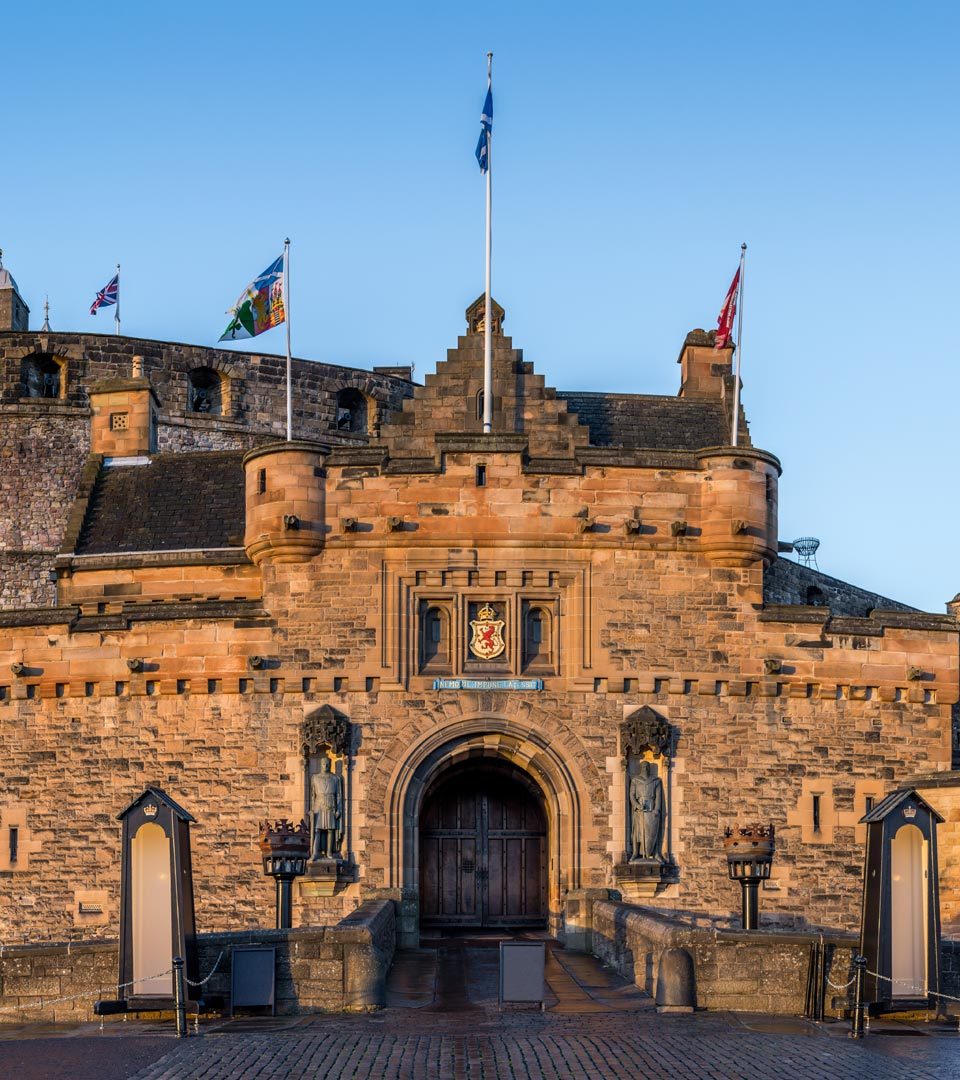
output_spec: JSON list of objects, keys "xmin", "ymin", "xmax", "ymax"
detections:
[
  {"xmin": 90, "ymin": 274, "xmax": 119, "ymax": 315},
  {"xmin": 219, "ymin": 255, "xmax": 285, "ymax": 341},
  {"xmin": 475, "ymin": 85, "xmax": 492, "ymax": 173}
]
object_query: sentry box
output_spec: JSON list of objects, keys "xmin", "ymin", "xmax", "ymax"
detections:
[
  {"xmin": 96, "ymin": 787, "xmax": 216, "ymax": 1017},
  {"xmin": 859, "ymin": 787, "xmax": 943, "ymax": 1013}
]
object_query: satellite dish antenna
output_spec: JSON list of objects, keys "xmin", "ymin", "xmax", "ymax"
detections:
[{"xmin": 792, "ymin": 536, "xmax": 820, "ymax": 570}]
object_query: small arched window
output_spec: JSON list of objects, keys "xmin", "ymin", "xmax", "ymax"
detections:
[
  {"xmin": 523, "ymin": 605, "xmax": 553, "ymax": 670},
  {"xmin": 476, "ymin": 389, "xmax": 485, "ymax": 421},
  {"xmin": 334, "ymin": 388, "xmax": 368, "ymax": 433},
  {"xmin": 188, "ymin": 368, "xmax": 222, "ymax": 415},
  {"xmin": 806, "ymin": 585, "xmax": 826, "ymax": 606},
  {"xmin": 21, "ymin": 354, "xmax": 63, "ymax": 399},
  {"xmin": 420, "ymin": 604, "xmax": 450, "ymax": 672}
]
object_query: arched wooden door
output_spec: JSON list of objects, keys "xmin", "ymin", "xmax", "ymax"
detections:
[{"xmin": 419, "ymin": 763, "xmax": 547, "ymax": 929}]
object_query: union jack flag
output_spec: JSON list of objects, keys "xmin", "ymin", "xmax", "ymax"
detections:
[{"xmin": 90, "ymin": 274, "xmax": 119, "ymax": 315}]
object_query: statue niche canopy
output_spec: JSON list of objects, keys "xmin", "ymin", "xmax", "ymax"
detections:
[
  {"xmin": 300, "ymin": 705, "xmax": 352, "ymax": 897},
  {"xmin": 616, "ymin": 706, "xmax": 677, "ymax": 897}
]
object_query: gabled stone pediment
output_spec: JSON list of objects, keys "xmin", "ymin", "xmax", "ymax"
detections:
[
  {"xmin": 376, "ymin": 297, "xmax": 591, "ymax": 463},
  {"xmin": 465, "ymin": 294, "xmax": 505, "ymax": 336}
]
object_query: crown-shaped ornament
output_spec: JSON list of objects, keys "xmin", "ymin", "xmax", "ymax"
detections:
[
  {"xmin": 143, "ymin": 803, "xmax": 158, "ymax": 818},
  {"xmin": 476, "ymin": 603, "xmax": 497, "ymax": 621}
]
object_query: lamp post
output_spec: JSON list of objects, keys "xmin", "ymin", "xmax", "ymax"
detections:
[
  {"xmin": 258, "ymin": 819, "xmax": 310, "ymax": 930},
  {"xmin": 724, "ymin": 823, "xmax": 775, "ymax": 930}
]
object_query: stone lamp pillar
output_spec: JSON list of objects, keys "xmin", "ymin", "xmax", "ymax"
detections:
[
  {"xmin": 724, "ymin": 823, "xmax": 775, "ymax": 930},
  {"xmin": 259, "ymin": 819, "xmax": 310, "ymax": 929}
]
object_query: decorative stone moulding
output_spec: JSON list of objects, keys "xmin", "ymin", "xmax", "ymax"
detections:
[{"xmin": 242, "ymin": 440, "xmax": 329, "ymax": 564}]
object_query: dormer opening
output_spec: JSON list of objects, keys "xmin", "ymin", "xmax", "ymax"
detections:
[
  {"xmin": 20, "ymin": 354, "xmax": 65, "ymax": 399},
  {"xmin": 188, "ymin": 367, "xmax": 223, "ymax": 415},
  {"xmin": 335, "ymin": 388, "xmax": 368, "ymax": 434},
  {"xmin": 806, "ymin": 585, "xmax": 826, "ymax": 606}
]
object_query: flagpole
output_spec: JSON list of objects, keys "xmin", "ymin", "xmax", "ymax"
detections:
[
  {"xmin": 730, "ymin": 243, "xmax": 746, "ymax": 446},
  {"xmin": 115, "ymin": 263, "xmax": 121, "ymax": 336},
  {"xmin": 284, "ymin": 238, "xmax": 292, "ymax": 441},
  {"xmin": 482, "ymin": 51, "xmax": 493, "ymax": 435}
]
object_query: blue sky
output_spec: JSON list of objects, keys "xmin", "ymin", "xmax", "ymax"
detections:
[{"xmin": 3, "ymin": 2, "xmax": 958, "ymax": 610}]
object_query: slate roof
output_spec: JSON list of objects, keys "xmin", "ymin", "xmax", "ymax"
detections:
[
  {"xmin": 76, "ymin": 451, "xmax": 245, "ymax": 554},
  {"xmin": 762, "ymin": 557, "xmax": 916, "ymax": 617},
  {"xmin": 558, "ymin": 392, "xmax": 731, "ymax": 450}
]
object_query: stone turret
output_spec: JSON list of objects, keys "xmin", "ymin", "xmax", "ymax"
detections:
[
  {"xmin": 0, "ymin": 250, "xmax": 29, "ymax": 331},
  {"xmin": 697, "ymin": 447, "xmax": 780, "ymax": 567},
  {"xmin": 243, "ymin": 440, "xmax": 329, "ymax": 564}
]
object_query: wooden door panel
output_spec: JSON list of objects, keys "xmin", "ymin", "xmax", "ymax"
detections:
[
  {"xmin": 421, "ymin": 837, "xmax": 440, "ymax": 917},
  {"xmin": 420, "ymin": 771, "xmax": 546, "ymax": 928}
]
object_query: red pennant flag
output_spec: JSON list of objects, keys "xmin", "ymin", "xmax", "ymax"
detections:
[{"xmin": 715, "ymin": 266, "xmax": 740, "ymax": 350}]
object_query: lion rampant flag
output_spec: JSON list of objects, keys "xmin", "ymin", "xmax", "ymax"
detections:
[{"xmin": 715, "ymin": 265, "xmax": 740, "ymax": 350}]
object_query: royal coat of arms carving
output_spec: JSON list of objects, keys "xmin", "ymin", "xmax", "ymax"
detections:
[{"xmin": 469, "ymin": 603, "xmax": 506, "ymax": 660}]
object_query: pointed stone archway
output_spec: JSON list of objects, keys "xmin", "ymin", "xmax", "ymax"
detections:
[{"xmin": 384, "ymin": 715, "xmax": 588, "ymax": 947}]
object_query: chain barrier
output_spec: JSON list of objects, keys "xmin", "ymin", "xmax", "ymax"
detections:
[
  {"xmin": 825, "ymin": 973, "xmax": 857, "ymax": 992},
  {"xmin": 865, "ymin": 967, "xmax": 960, "ymax": 1005},
  {"xmin": 0, "ymin": 939, "xmax": 283, "ymax": 1018},
  {"xmin": 184, "ymin": 950, "xmax": 225, "ymax": 988},
  {"xmin": 0, "ymin": 944, "xmax": 242, "ymax": 1018},
  {"xmin": 0, "ymin": 963, "xmax": 176, "ymax": 1017}
]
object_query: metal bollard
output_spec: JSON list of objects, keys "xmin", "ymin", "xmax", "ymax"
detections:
[
  {"xmin": 173, "ymin": 957, "xmax": 188, "ymax": 1039},
  {"xmin": 849, "ymin": 955, "xmax": 867, "ymax": 1040}
]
